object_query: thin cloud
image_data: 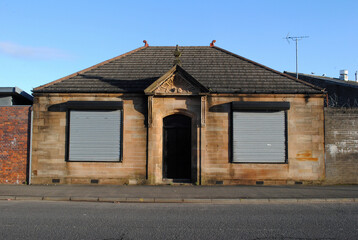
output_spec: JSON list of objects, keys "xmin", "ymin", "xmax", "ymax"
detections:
[{"xmin": 0, "ymin": 41, "xmax": 72, "ymax": 60}]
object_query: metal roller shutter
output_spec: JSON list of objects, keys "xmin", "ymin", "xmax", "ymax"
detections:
[
  {"xmin": 233, "ymin": 111, "xmax": 286, "ymax": 163},
  {"xmin": 69, "ymin": 110, "xmax": 121, "ymax": 161}
]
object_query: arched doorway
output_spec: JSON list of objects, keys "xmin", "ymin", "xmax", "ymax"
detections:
[{"xmin": 163, "ymin": 114, "xmax": 191, "ymax": 180}]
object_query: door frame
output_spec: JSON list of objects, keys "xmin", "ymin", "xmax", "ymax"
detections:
[{"xmin": 162, "ymin": 114, "xmax": 192, "ymax": 182}]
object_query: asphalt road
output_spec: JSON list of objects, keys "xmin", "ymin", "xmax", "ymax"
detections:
[{"xmin": 0, "ymin": 201, "xmax": 357, "ymax": 240}]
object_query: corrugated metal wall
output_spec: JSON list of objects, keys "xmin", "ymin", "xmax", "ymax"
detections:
[
  {"xmin": 232, "ymin": 111, "xmax": 286, "ymax": 163},
  {"xmin": 69, "ymin": 110, "xmax": 121, "ymax": 161}
]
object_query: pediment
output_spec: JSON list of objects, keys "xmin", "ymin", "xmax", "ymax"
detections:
[
  {"xmin": 153, "ymin": 72, "xmax": 199, "ymax": 94},
  {"xmin": 145, "ymin": 65, "xmax": 209, "ymax": 95}
]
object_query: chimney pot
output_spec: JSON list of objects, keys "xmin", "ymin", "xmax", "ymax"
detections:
[{"xmin": 339, "ymin": 69, "xmax": 348, "ymax": 81}]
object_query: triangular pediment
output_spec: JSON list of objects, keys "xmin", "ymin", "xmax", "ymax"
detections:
[{"xmin": 144, "ymin": 65, "xmax": 209, "ymax": 95}]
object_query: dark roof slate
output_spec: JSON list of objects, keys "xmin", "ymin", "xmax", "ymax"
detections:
[{"xmin": 34, "ymin": 46, "xmax": 322, "ymax": 94}]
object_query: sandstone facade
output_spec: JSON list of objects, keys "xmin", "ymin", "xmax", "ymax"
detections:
[{"xmin": 31, "ymin": 92, "xmax": 325, "ymax": 185}]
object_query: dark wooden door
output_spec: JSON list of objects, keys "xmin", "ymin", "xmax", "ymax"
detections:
[{"xmin": 163, "ymin": 114, "xmax": 191, "ymax": 180}]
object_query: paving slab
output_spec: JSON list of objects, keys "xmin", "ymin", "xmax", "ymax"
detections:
[
  {"xmin": 43, "ymin": 196, "xmax": 71, "ymax": 201},
  {"xmin": 154, "ymin": 198, "xmax": 183, "ymax": 203},
  {"xmin": 297, "ymin": 198, "xmax": 327, "ymax": 203},
  {"xmin": 70, "ymin": 197, "xmax": 99, "ymax": 202},
  {"xmin": 212, "ymin": 199, "xmax": 242, "ymax": 204},
  {"xmin": 268, "ymin": 198, "xmax": 299, "ymax": 203},
  {"xmin": 98, "ymin": 197, "xmax": 127, "ymax": 203},
  {"xmin": 239, "ymin": 199, "xmax": 270, "ymax": 204},
  {"xmin": 125, "ymin": 198, "xmax": 155, "ymax": 203},
  {"xmin": 183, "ymin": 198, "xmax": 212, "ymax": 203},
  {"xmin": 325, "ymin": 198, "xmax": 355, "ymax": 202},
  {"xmin": 15, "ymin": 196, "xmax": 43, "ymax": 201}
]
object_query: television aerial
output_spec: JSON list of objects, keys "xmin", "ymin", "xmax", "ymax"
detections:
[{"xmin": 284, "ymin": 33, "xmax": 309, "ymax": 79}]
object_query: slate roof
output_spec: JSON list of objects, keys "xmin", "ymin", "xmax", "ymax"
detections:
[{"xmin": 34, "ymin": 46, "xmax": 323, "ymax": 94}]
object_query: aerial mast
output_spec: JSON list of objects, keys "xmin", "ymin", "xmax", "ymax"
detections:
[{"xmin": 285, "ymin": 34, "xmax": 309, "ymax": 79}]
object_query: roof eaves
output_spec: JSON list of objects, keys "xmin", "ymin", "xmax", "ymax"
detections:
[
  {"xmin": 212, "ymin": 46, "xmax": 325, "ymax": 93},
  {"xmin": 0, "ymin": 87, "xmax": 33, "ymax": 101},
  {"xmin": 33, "ymin": 88, "xmax": 146, "ymax": 94},
  {"xmin": 285, "ymin": 71, "xmax": 358, "ymax": 88},
  {"xmin": 33, "ymin": 45, "xmax": 149, "ymax": 92},
  {"xmin": 284, "ymin": 71, "xmax": 339, "ymax": 81}
]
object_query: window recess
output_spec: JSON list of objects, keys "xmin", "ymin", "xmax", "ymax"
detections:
[
  {"xmin": 231, "ymin": 101, "xmax": 289, "ymax": 163},
  {"xmin": 66, "ymin": 101, "xmax": 123, "ymax": 162}
]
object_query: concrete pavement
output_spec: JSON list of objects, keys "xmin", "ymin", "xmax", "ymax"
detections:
[{"xmin": 1, "ymin": 184, "xmax": 358, "ymax": 204}]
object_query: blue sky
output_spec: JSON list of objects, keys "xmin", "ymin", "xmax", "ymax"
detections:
[{"xmin": 0, "ymin": 0, "xmax": 357, "ymax": 94}]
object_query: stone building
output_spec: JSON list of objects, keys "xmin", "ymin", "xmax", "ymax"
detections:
[
  {"xmin": 285, "ymin": 71, "xmax": 358, "ymax": 184},
  {"xmin": 31, "ymin": 43, "xmax": 326, "ymax": 185},
  {"xmin": 0, "ymin": 87, "xmax": 33, "ymax": 184}
]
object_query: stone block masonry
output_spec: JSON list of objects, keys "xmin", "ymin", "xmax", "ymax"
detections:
[
  {"xmin": 30, "ymin": 94, "xmax": 147, "ymax": 185},
  {"xmin": 31, "ymin": 93, "xmax": 326, "ymax": 185},
  {"xmin": 0, "ymin": 106, "xmax": 31, "ymax": 184},
  {"xmin": 202, "ymin": 95, "xmax": 325, "ymax": 185},
  {"xmin": 325, "ymin": 108, "xmax": 358, "ymax": 184}
]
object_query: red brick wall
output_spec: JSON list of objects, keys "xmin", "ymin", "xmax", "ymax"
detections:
[{"xmin": 0, "ymin": 106, "xmax": 31, "ymax": 184}]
